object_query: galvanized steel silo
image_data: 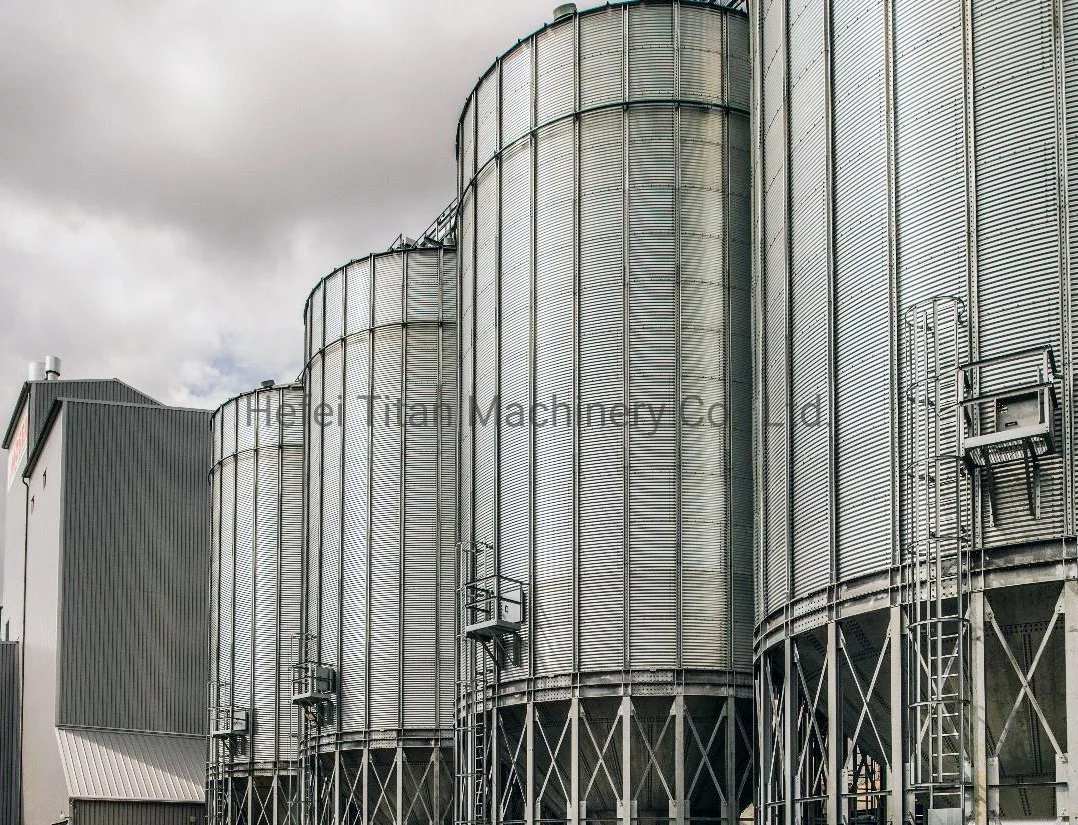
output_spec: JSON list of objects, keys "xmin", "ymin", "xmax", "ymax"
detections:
[
  {"xmin": 753, "ymin": 1, "xmax": 1078, "ymax": 821},
  {"xmin": 456, "ymin": 3, "xmax": 753, "ymax": 823},
  {"xmin": 209, "ymin": 382, "xmax": 305, "ymax": 825},
  {"xmin": 299, "ymin": 242, "xmax": 457, "ymax": 825}
]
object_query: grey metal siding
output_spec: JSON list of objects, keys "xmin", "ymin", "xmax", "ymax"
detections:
[
  {"xmin": 56, "ymin": 402, "xmax": 210, "ymax": 734},
  {"xmin": 458, "ymin": 0, "xmax": 753, "ymax": 682},
  {"xmin": 0, "ymin": 641, "xmax": 20, "ymax": 825},
  {"xmin": 210, "ymin": 385, "xmax": 304, "ymax": 775},
  {"xmin": 71, "ymin": 800, "xmax": 205, "ymax": 825},
  {"xmin": 754, "ymin": 0, "xmax": 1078, "ymax": 627},
  {"xmin": 27, "ymin": 379, "xmax": 158, "ymax": 455},
  {"xmin": 303, "ymin": 246, "xmax": 458, "ymax": 742}
]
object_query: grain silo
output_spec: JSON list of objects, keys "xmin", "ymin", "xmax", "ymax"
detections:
[
  {"xmin": 210, "ymin": 382, "xmax": 305, "ymax": 825},
  {"xmin": 455, "ymin": 3, "xmax": 753, "ymax": 824},
  {"xmin": 296, "ymin": 241, "xmax": 458, "ymax": 825},
  {"xmin": 753, "ymin": 0, "xmax": 1078, "ymax": 822}
]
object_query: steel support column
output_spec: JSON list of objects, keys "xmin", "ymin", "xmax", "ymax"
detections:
[
  {"xmin": 889, "ymin": 606, "xmax": 905, "ymax": 822},
  {"xmin": 674, "ymin": 694, "xmax": 686, "ymax": 825},
  {"xmin": 970, "ymin": 590, "xmax": 988, "ymax": 824},
  {"xmin": 784, "ymin": 638, "xmax": 796, "ymax": 825},
  {"xmin": 1065, "ymin": 579, "xmax": 1078, "ymax": 821},
  {"xmin": 826, "ymin": 622, "xmax": 840, "ymax": 825},
  {"xmin": 621, "ymin": 696, "xmax": 632, "ymax": 825}
]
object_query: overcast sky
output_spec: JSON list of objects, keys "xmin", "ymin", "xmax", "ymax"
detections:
[{"xmin": 0, "ymin": 0, "xmax": 559, "ymax": 417}]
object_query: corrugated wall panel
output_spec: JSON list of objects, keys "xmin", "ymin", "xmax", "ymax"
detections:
[
  {"xmin": 304, "ymin": 246, "xmax": 457, "ymax": 744},
  {"xmin": 58, "ymin": 403, "xmax": 210, "ymax": 734},
  {"xmin": 788, "ymin": 0, "xmax": 831, "ymax": 598},
  {"xmin": 403, "ymin": 324, "xmax": 441, "ymax": 729},
  {"xmin": 579, "ymin": 108, "xmax": 626, "ymax": 673},
  {"xmin": 679, "ymin": 107, "xmax": 727, "ymax": 668},
  {"xmin": 369, "ymin": 326, "xmax": 403, "ymax": 730},
  {"xmin": 72, "ymin": 801, "xmax": 206, "ymax": 825},
  {"xmin": 0, "ymin": 642, "xmax": 20, "ymax": 825},
  {"xmin": 973, "ymin": 0, "xmax": 1065, "ymax": 543},
  {"xmin": 498, "ymin": 141, "xmax": 533, "ymax": 683},
  {"xmin": 627, "ymin": 106, "xmax": 678, "ymax": 670},
  {"xmin": 340, "ymin": 335, "xmax": 371, "ymax": 734},
  {"xmin": 534, "ymin": 118, "xmax": 576, "ymax": 677},
  {"xmin": 832, "ymin": 0, "xmax": 893, "ymax": 587},
  {"xmin": 460, "ymin": 3, "xmax": 753, "ymax": 691}
]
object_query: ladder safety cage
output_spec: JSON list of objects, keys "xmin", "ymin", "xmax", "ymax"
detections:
[
  {"xmin": 902, "ymin": 296, "xmax": 976, "ymax": 821},
  {"xmin": 457, "ymin": 540, "xmax": 526, "ymax": 825}
]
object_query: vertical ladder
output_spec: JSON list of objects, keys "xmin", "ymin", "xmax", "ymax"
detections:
[
  {"xmin": 902, "ymin": 297, "xmax": 975, "ymax": 821},
  {"xmin": 458, "ymin": 541, "xmax": 494, "ymax": 825}
]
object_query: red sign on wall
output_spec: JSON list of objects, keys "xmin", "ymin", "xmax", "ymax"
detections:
[{"xmin": 7, "ymin": 407, "xmax": 28, "ymax": 490}]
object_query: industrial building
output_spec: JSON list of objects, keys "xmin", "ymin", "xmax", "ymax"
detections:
[
  {"xmin": 752, "ymin": 0, "xmax": 1078, "ymax": 822},
  {"xmin": 0, "ymin": 362, "xmax": 211, "ymax": 825},
  {"xmin": 4, "ymin": 1, "xmax": 1078, "ymax": 824}
]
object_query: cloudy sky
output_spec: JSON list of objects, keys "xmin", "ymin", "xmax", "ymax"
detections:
[{"xmin": 0, "ymin": 0, "xmax": 558, "ymax": 417}]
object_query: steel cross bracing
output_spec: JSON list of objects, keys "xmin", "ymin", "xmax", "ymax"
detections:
[{"xmin": 902, "ymin": 296, "xmax": 975, "ymax": 821}]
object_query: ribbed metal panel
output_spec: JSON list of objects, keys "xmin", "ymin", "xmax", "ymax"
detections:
[
  {"xmin": 56, "ymin": 728, "xmax": 205, "ymax": 802},
  {"xmin": 0, "ymin": 642, "xmax": 19, "ymax": 825},
  {"xmin": 210, "ymin": 384, "xmax": 304, "ymax": 773},
  {"xmin": 57, "ymin": 402, "xmax": 209, "ymax": 734},
  {"xmin": 303, "ymin": 245, "xmax": 457, "ymax": 748},
  {"xmin": 755, "ymin": 0, "xmax": 1078, "ymax": 630},
  {"xmin": 71, "ymin": 801, "xmax": 206, "ymax": 825},
  {"xmin": 458, "ymin": 0, "xmax": 752, "ymax": 691}
]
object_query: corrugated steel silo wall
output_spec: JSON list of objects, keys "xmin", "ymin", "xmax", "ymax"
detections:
[
  {"xmin": 56, "ymin": 403, "xmax": 210, "ymax": 734},
  {"xmin": 459, "ymin": 0, "xmax": 753, "ymax": 683},
  {"xmin": 210, "ymin": 385, "xmax": 304, "ymax": 770},
  {"xmin": 303, "ymin": 247, "xmax": 457, "ymax": 742},
  {"xmin": 754, "ymin": 0, "xmax": 1078, "ymax": 621},
  {"xmin": 0, "ymin": 641, "xmax": 20, "ymax": 825}
]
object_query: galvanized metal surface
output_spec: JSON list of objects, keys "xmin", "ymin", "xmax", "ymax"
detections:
[
  {"xmin": 210, "ymin": 384, "xmax": 305, "ymax": 773},
  {"xmin": 458, "ymin": 0, "xmax": 753, "ymax": 688},
  {"xmin": 55, "ymin": 727, "xmax": 206, "ymax": 802},
  {"xmin": 754, "ymin": 0, "xmax": 1078, "ymax": 623},
  {"xmin": 456, "ymin": 4, "xmax": 752, "ymax": 824},
  {"xmin": 302, "ymin": 245, "xmax": 457, "ymax": 746},
  {"xmin": 55, "ymin": 401, "xmax": 211, "ymax": 734}
]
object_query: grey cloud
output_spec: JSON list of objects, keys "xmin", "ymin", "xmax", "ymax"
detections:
[{"xmin": 0, "ymin": 0, "xmax": 556, "ymax": 413}]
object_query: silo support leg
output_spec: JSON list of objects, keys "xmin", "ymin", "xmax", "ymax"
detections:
[
  {"xmin": 889, "ymin": 606, "xmax": 905, "ymax": 825},
  {"xmin": 725, "ymin": 695, "xmax": 737, "ymax": 825},
  {"xmin": 673, "ymin": 694, "xmax": 686, "ymax": 825},
  {"xmin": 826, "ymin": 622, "xmax": 840, "ymax": 825},
  {"xmin": 396, "ymin": 746, "xmax": 405, "ymax": 825},
  {"xmin": 527, "ymin": 703, "xmax": 536, "ymax": 825},
  {"xmin": 570, "ymin": 697, "xmax": 580, "ymax": 825},
  {"xmin": 621, "ymin": 695, "xmax": 632, "ymax": 825},
  {"xmin": 1065, "ymin": 579, "xmax": 1078, "ymax": 821},
  {"xmin": 784, "ymin": 638, "xmax": 796, "ymax": 825},
  {"xmin": 970, "ymin": 590, "xmax": 988, "ymax": 825}
]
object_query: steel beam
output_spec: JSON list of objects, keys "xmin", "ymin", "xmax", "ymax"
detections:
[
  {"xmin": 970, "ymin": 590, "xmax": 987, "ymax": 824},
  {"xmin": 1064, "ymin": 579, "xmax": 1078, "ymax": 822},
  {"xmin": 784, "ymin": 638, "xmax": 795, "ymax": 825},
  {"xmin": 889, "ymin": 606, "xmax": 906, "ymax": 822},
  {"xmin": 826, "ymin": 622, "xmax": 840, "ymax": 825}
]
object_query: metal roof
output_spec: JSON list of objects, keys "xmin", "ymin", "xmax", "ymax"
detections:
[{"xmin": 55, "ymin": 728, "xmax": 206, "ymax": 803}]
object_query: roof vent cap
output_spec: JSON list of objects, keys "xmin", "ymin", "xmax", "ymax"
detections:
[
  {"xmin": 27, "ymin": 362, "xmax": 45, "ymax": 382},
  {"xmin": 260, "ymin": 379, "xmax": 275, "ymax": 389},
  {"xmin": 44, "ymin": 356, "xmax": 61, "ymax": 381},
  {"xmin": 553, "ymin": 3, "xmax": 577, "ymax": 21}
]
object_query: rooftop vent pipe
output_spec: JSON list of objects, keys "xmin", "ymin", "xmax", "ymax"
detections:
[
  {"xmin": 44, "ymin": 356, "xmax": 61, "ymax": 381},
  {"xmin": 553, "ymin": 3, "xmax": 577, "ymax": 21},
  {"xmin": 261, "ymin": 379, "xmax": 275, "ymax": 389},
  {"xmin": 27, "ymin": 362, "xmax": 45, "ymax": 382}
]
